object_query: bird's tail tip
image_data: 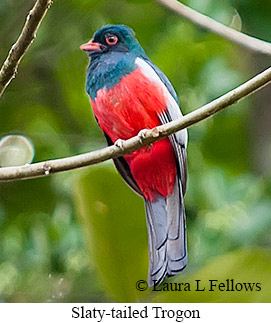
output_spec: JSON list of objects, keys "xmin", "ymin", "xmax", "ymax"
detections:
[
  {"xmin": 145, "ymin": 179, "xmax": 187, "ymax": 287},
  {"xmin": 147, "ymin": 254, "xmax": 188, "ymax": 287}
]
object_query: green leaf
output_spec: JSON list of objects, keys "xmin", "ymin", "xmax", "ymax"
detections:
[{"xmin": 74, "ymin": 165, "xmax": 149, "ymax": 302}]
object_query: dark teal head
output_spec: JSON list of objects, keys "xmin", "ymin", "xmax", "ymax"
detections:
[
  {"xmin": 81, "ymin": 25, "xmax": 151, "ymax": 99},
  {"xmin": 80, "ymin": 24, "xmax": 147, "ymax": 59}
]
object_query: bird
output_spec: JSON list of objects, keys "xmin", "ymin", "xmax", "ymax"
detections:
[{"xmin": 80, "ymin": 24, "xmax": 188, "ymax": 286}]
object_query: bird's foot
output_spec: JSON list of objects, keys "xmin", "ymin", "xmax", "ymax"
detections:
[
  {"xmin": 138, "ymin": 129, "xmax": 149, "ymax": 144},
  {"xmin": 114, "ymin": 138, "xmax": 125, "ymax": 151}
]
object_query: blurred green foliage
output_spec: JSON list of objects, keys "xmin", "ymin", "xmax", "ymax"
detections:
[
  {"xmin": 0, "ymin": 0, "xmax": 270, "ymax": 302},
  {"xmin": 75, "ymin": 167, "xmax": 148, "ymax": 302},
  {"xmin": 151, "ymin": 248, "xmax": 271, "ymax": 302}
]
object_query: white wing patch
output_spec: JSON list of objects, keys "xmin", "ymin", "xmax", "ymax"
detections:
[{"xmin": 135, "ymin": 57, "xmax": 188, "ymax": 147}]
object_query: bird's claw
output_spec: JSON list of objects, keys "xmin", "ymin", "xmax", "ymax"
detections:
[
  {"xmin": 114, "ymin": 138, "xmax": 125, "ymax": 151},
  {"xmin": 138, "ymin": 129, "xmax": 148, "ymax": 144}
]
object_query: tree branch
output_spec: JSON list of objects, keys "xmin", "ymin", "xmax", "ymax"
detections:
[
  {"xmin": 0, "ymin": 66, "xmax": 270, "ymax": 182},
  {"xmin": 0, "ymin": 0, "xmax": 52, "ymax": 98},
  {"xmin": 157, "ymin": 0, "xmax": 271, "ymax": 56}
]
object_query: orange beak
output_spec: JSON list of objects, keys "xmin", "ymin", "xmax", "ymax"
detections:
[{"xmin": 80, "ymin": 39, "xmax": 101, "ymax": 51}]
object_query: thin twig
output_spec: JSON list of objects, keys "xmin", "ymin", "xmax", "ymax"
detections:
[
  {"xmin": 157, "ymin": 0, "xmax": 271, "ymax": 56},
  {"xmin": 0, "ymin": 0, "xmax": 52, "ymax": 98},
  {"xmin": 0, "ymin": 66, "xmax": 270, "ymax": 182}
]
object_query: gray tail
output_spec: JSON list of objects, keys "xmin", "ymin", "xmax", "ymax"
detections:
[{"xmin": 144, "ymin": 178, "xmax": 187, "ymax": 286}]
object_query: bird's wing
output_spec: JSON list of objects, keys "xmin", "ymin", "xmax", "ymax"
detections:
[
  {"xmin": 135, "ymin": 57, "xmax": 188, "ymax": 194},
  {"xmin": 145, "ymin": 59, "xmax": 180, "ymax": 104},
  {"xmin": 135, "ymin": 58, "xmax": 188, "ymax": 285}
]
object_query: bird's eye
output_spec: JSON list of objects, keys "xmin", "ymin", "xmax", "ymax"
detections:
[{"xmin": 105, "ymin": 34, "xmax": 118, "ymax": 45}]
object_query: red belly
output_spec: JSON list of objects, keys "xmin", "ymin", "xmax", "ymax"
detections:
[{"xmin": 91, "ymin": 68, "xmax": 177, "ymax": 201}]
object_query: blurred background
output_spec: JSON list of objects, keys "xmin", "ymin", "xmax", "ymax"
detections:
[{"xmin": 0, "ymin": 0, "xmax": 271, "ymax": 302}]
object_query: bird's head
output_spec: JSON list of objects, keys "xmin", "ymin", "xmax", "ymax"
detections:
[{"xmin": 80, "ymin": 24, "xmax": 146, "ymax": 59}]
